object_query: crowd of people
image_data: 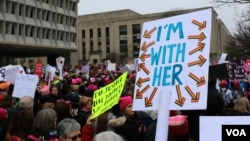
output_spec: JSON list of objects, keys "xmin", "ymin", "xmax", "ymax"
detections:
[{"xmin": 0, "ymin": 63, "xmax": 250, "ymax": 141}]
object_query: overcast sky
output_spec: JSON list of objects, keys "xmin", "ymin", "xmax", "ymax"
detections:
[{"xmin": 78, "ymin": 0, "xmax": 248, "ymax": 34}]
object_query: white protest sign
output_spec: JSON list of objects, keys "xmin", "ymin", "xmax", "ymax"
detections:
[
  {"xmin": 218, "ymin": 53, "xmax": 229, "ymax": 64},
  {"xmin": 133, "ymin": 8, "xmax": 212, "ymax": 111},
  {"xmin": 200, "ymin": 116, "xmax": 250, "ymax": 141},
  {"xmin": 0, "ymin": 65, "xmax": 25, "ymax": 83},
  {"xmin": 12, "ymin": 73, "xmax": 39, "ymax": 98},
  {"xmin": 134, "ymin": 58, "xmax": 139, "ymax": 72},
  {"xmin": 45, "ymin": 64, "xmax": 56, "ymax": 81},
  {"xmin": 0, "ymin": 68, "xmax": 6, "ymax": 81},
  {"xmin": 107, "ymin": 63, "xmax": 116, "ymax": 71},
  {"xmin": 56, "ymin": 56, "xmax": 65, "ymax": 78}
]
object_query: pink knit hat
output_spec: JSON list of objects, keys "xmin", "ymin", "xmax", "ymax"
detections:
[
  {"xmin": 119, "ymin": 96, "xmax": 133, "ymax": 112},
  {"xmin": 220, "ymin": 80, "xmax": 227, "ymax": 88}
]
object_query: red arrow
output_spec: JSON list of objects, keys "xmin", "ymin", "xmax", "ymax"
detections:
[
  {"xmin": 188, "ymin": 72, "xmax": 206, "ymax": 87},
  {"xmin": 140, "ymin": 53, "xmax": 150, "ymax": 62},
  {"xmin": 141, "ymin": 41, "xmax": 155, "ymax": 52},
  {"xmin": 188, "ymin": 43, "xmax": 205, "ymax": 55},
  {"xmin": 136, "ymin": 85, "xmax": 150, "ymax": 99},
  {"xmin": 136, "ymin": 77, "xmax": 150, "ymax": 88},
  {"xmin": 185, "ymin": 85, "xmax": 200, "ymax": 102},
  {"xmin": 143, "ymin": 27, "xmax": 157, "ymax": 38},
  {"xmin": 138, "ymin": 63, "xmax": 150, "ymax": 75},
  {"xmin": 192, "ymin": 20, "xmax": 206, "ymax": 30},
  {"xmin": 145, "ymin": 87, "xmax": 158, "ymax": 107},
  {"xmin": 188, "ymin": 55, "xmax": 207, "ymax": 67},
  {"xmin": 188, "ymin": 32, "xmax": 206, "ymax": 42},
  {"xmin": 175, "ymin": 85, "xmax": 186, "ymax": 107}
]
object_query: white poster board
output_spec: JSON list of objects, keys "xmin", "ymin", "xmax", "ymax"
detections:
[
  {"xmin": 200, "ymin": 116, "xmax": 250, "ymax": 141},
  {"xmin": 107, "ymin": 63, "xmax": 116, "ymax": 71},
  {"xmin": 12, "ymin": 74, "xmax": 39, "ymax": 98},
  {"xmin": 0, "ymin": 65, "xmax": 26, "ymax": 83},
  {"xmin": 133, "ymin": 8, "xmax": 212, "ymax": 111}
]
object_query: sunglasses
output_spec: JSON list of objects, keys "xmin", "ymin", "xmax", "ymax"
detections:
[{"xmin": 67, "ymin": 133, "xmax": 81, "ymax": 140}]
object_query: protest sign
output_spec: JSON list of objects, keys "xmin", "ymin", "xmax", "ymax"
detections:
[
  {"xmin": 91, "ymin": 72, "xmax": 128, "ymax": 119},
  {"xmin": 0, "ymin": 65, "xmax": 26, "ymax": 83},
  {"xmin": 133, "ymin": 8, "xmax": 212, "ymax": 111},
  {"xmin": 12, "ymin": 73, "xmax": 39, "ymax": 98}
]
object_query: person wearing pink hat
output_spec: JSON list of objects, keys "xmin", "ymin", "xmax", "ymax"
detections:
[
  {"xmin": 108, "ymin": 96, "xmax": 148, "ymax": 141},
  {"xmin": 219, "ymin": 79, "xmax": 234, "ymax": 107}
]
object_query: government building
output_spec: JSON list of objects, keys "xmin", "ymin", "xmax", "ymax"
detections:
[
  {"xmin": 78, "ymin": 7, "xmax": 231, "ymax": 65},
  {"xmin": 0, "ymin": 0, "xmax": 79, "ymax": 68}
]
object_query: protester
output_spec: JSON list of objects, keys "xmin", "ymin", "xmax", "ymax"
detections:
[
  {"xmin": 26, "ymin": 108, "xmax": 58, "ymax": 141},
  {"xmin": 108, "ymin": 96, "xmax": 146, "ymax": 141},
  {"xmin": 93, "ymin": 131, "xmax": 125, "ymax": 141},
  {"xmin": 5, "ymin": 108, "xmax": 34, "ymax": 141},
  {"xmin": 19, "ymin": 96, "xmax": 34, "ymax": 111},
  {"xmin": 57, "ymin": 118, "xmax": 81, "ymax": 141}
]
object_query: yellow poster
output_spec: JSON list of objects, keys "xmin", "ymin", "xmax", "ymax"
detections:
[{"xmin": 91, "ymin": 72, "xmax": 128, "ymax": 119}]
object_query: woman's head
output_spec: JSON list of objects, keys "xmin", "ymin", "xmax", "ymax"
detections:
[
  {"xmin": 79, "ymin": 96, "xmax": 92, "ymax": 111},
  {"xmin": 33, "ymin": 108, "xmax": 57, "ymax": 135},
  {"xmin": 94, "ymin": 131, "xmax": 125, "ymax": 141},
  {"xmin": 119, "ymin": 96, "xmax": 134, "ymax": 116},
  {"xmin": 50, "ymin": 85, "xmax": 58, "ymax": 96},
  {"xmin": 234, "ymin": 97, "xmax": 250, "ymax": 113},
  {"xmin": 8, "ymin": 108, "xmax": 34, "ymax": 138},
  {"xmin": 57, "ymin": 118, "xmax": 81, "ymax": 141}
]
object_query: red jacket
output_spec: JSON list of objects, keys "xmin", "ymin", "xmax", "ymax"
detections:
[{"xmin": 81, "ymin": 125, "xmax": 93, "ymax": 141}]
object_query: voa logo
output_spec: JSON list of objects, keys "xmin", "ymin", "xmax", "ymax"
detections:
[{"xmin": 226, "ymin": 129, "xmax": 246, "ymax": 136}]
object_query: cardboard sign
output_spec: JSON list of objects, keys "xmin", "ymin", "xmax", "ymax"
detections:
[
  {"xmin": 56, "ymin": 56, "xmax": 65, "ymax": 69},
  {"xmin": 0, "ymin": 65, "xmax": 26, "ymax": 83},
  {"xmin": 91, "ymin": 72, "xmax": 128, "ymax": 119},
  {"xmin": 34, "ymin": 61, "xmax": 43, "ymax": 78},
  {"xmin": 133, "ymin": 8, "xmax": 212, "ymax": 111},
  {"xmin": 12, "ymin": 73, "xmax": 39, "ymax": 98},
  {"xmin": 107, "ymin": 63, "xmax": 116, "ymax": 71}
]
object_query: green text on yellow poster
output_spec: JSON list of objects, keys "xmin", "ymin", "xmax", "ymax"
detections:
[{"xmin": 91, "ymin": 72, "xmax": 128, "ymax": 119}]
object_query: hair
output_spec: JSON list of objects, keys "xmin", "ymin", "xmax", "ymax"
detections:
[
  {"xmin": 70, "ymin": 85, "xmax": 79, "ymax": 93},
  {"xmin": 94, "ymin": 131, "xmax": 125, "ymax": 141},
  {"xmin": 57, "ymin": 118, "xmax": 81, "ymax": 138},
  {"xmin": 234, "ymin": 97, "xmax": 250, "ymax": 113},
  {"xmin": 53, "ymin": 101, "xmax": 72, "ymax": 124},
  {"xmin": 33, "ymin": 108, "xmax": 57, "ymax": 135},
  {"xmin": 8, "ymin": 108, "xmax": 34, "ymax": 138},
  {"xmin": 79, "ymin": 96, "xmax": 92, "ymax": 109},
  {"xmin": 50, "ymin": 85, "xmax": 58, "ymax": 92},
  {"xmin": 43, "ymin": 102, "xmax": 55, "ymax": 109},
  {"xmin": 19, "ymin": 96, "xmax": 34, "ymax": 110},
  {"xmin": 0, "ymin": 94, "xmax": 13, "ymax": 108}
]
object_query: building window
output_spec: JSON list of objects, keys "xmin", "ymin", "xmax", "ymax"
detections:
[
  {"xmin": 52, "ymin": 30, "xmax": 57, "ymax": 40},
  {"xmin": 82, "ymin": 30, "xmax": 85, "ymax": 39},
  {"xmin": 106, "ymin": 46, "xmax": 110, "ymax": 54},
  {"xmin": 30, "ymin": 26, "xmax": 36, "ymax": 37},
  {"xmin": 25, "ymin": 6, "xmax": 31, "ymax": 18},
  {"xmin": 0, "ymin": 1, "xmax": 3, "ymax": 12},
  {"xmin": 89, "ymin": 29, "xmax": 93, "ymax": 38},
  {"xmin": 11, "ymin": 3, "xmax": 17, "ymax": 14},
  {"xmin": 42, "ymin": 28, "xmax": 47, "ymax": 39},
  {"xmin": 132, "ymin": 24, "xmax": 141, "ymax": 54},
  {"xmin": 105, "ymin": 27, "xmax": 109, "ymax": 36},
  {"xmin": 37, "ymin": 28, "xmax": 42, "ymax": 38},
  {"xmin": 6, "ymin": 1, "xmax": 12, "ymax": 14},
  {"xmin": 11, "ymin": 23, "xmax": 17, "ymax": 35},
  {"xmin": 119, "ymin": 25, "xmax": 127, "ymax": 35},
  {"xmin": 0, "ymin": 21, "xmax": 4, "ymax": 33}
]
